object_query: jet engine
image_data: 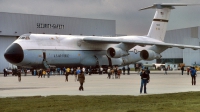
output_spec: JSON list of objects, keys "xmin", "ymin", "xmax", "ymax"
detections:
[
  {"xmin": 107, "ymin": 47, "xmax": 129, "ymax": 58},
  {"xmin": 140, "ymin": 50, "xmax": 161, "ymax": 61}
]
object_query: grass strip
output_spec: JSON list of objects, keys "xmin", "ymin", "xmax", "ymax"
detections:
[{"xmin": 0, "ymin": 91, "xmax": 200, "ymax": 112}]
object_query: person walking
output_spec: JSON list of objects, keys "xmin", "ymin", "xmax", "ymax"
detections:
[
  {"xmin": 190, "ymin": 67, "xmax": 197, "ymax": 85},
  {"xmin": 140, "ymin": 69, "xmax": 150, "ymax": 94},
  {"xmin": 78, "ymin": 70, "xmax": 85, "ymax": 91},
  {"xmin": 65, "ymin": 67, "xmax": 70, "ymax": 82}
]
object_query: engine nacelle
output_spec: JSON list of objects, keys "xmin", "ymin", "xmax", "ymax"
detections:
[
  {"xmin": 107, "ymin": 47, "xmax": 128, "ymax": 58},
  {"xmin": 140, "ymin": 50, "xmax": 161, "ymax": 61}
]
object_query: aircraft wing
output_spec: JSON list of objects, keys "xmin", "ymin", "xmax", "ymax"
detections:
[{"xmin": 83, "ymin": 37, "xmax": 200, "ymax": 50}]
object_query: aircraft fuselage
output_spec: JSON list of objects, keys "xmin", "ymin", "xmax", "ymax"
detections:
[{"xmin": 4, "ymin": 34, "xmax": 144, "ymax": 68}]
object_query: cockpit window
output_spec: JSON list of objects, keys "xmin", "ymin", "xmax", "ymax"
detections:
[{"xmin": 18, "ymin": 35, "xmax": 30, "ymax": 40}]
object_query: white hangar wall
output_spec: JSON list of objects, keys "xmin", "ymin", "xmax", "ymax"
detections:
[
  {"xmin": 0, "ymin": 12, "xmax": 115, "ymax": 36},
  {"xmin": 0, "ymin": 12, "xmax": 116, "ymax": 73},
  {"xmin": 160, "ymin": 26, "xmax": 200, "ymax": 66}
]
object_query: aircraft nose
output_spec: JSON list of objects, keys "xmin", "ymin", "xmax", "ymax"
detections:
[{"xmin": 4, "ymin": 43, "xmax": 24, "ymax": 63}]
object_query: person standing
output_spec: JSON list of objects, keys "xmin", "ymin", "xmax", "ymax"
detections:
[
  {"xmin": 38, "ymin": 69, "xmax": 42, "ymax": 78},
  {"xmin": 65, "ymin": 67, "xmax": 70, "ymax": 82},
  {"xmin": 88, "ymin": 66, "xmax": 92, "ymax": 75},
  {"xmin": 24, "ymin": 69, "xmax": 27, "ymax": 76},
  {"xmin": 122, "ymin": 66, "xmax": 125, "ymax": 75},
  {"xmin": 74, "ymin": 67, "xmax": 77, "ymax": 81},
  {"xmin": 47, "ymin": 69, "xmax": 50, "ymax": 78},
  {"xmin": 140, "ymin": 69, "xmax": 150, "ymax": 94},
  {"xmin": 82, "ymin": 67, "xmax": 85, "ymax": 75},
  {"xmin": 181, "ymin": 66, "xmax": 184, "ymax": 75},
  {"xmin": 75, "ymin": 67, "xmax": 81, "ymax": 81},
  {"xmin": 43, "ymin": 69, "xmax": 46, "ymax": 78},
  {"xmin": 111, "ymin": 67, "xmax": 115, "ymax": 79},
  {"xmin": 107, "ymin": 67, "xmax": 111, "ymax": 79},
  {"xmin": 76, "ymin": 67, "xmax": 81, "ymax": 75},
  {"xmin": 3, "ymin": 68, "xmax": 7, "ymax": 77},
  {"xmin": 100, "ymin": 66, "xmax": 103, "ymax": 75},
  {"xmin": 78, "ymin": 70, "xmax": 85, "ymax": 91},
  {"xmin": 17, "ymin": 69, "xmax": 21, "ymax": 82},
  {"xmin": 127, "ymin": 66, "xmax": 130, "ymax": 75},
  {"xmin": 114, "ymin": 66, "xmax": 118, "ymax": 79},
  {"xmin": 164, "ymin": 67, "xmax": 167, "ymax": 75},
  {"xmin": 190, "ymin": 67, "xmax": 197, "ymax": 85},
  {"xmin": 117, "ymin": 69, "xmax": 121, "ymax": 79},
  {"xmin": 71, "ymin": 67, "xmax": 73, "ymax": 75},
  {"xmin": 146, "ymin": 67, "xmax": 150, "ymax": 76},
  {"xmin": 63, "ymin": 67, "xmax": 66, "ymax": 75},
  {"xmin": 187, "ymin": 67, "xmax": 190, "ymax": 75}
]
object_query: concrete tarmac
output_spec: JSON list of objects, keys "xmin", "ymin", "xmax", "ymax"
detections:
[{"xmin": 0, "ymin": 71, "xmax": 199, "ymax": 98}]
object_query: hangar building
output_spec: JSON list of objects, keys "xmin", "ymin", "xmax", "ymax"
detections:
[
  {"xmin": 0, "ymin": 12, "xmax": 116, "ymax": 73},
  {"xmin": 141, "ymin": 26, "xmax": 200, "ymax": 67},
  {"xmin": 160, "ymin": 26, "xmax": 200, "ymax": 66}
]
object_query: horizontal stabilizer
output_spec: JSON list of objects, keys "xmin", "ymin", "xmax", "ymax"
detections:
[{"xmin": 139, "ymin": 3, "xmax": 199, "ymax": 10}]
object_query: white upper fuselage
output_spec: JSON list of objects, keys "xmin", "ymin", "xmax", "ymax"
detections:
[{"xmin": 16, "ymin": 34, "xmax": 163, "ymax": 51}]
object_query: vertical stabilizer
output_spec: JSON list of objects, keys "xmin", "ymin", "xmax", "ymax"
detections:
[
  {"xmin": 140, "ymin": 3, "xmax": 189, "ymax": 41},
  {"xmin": 147, "ymin": 8, "xmax": 171, "ymax": 41}
]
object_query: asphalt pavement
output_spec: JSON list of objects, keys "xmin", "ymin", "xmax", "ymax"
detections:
[{"xmin": 0, "ymin": 70, "xmax": 199, "ymax": 97}]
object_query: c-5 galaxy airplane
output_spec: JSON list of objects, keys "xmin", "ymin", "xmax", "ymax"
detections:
[{"xmin": 4, "ymin": 3, "xmax": 200, "ymax": 69}]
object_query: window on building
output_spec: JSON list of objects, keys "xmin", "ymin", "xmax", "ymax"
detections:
[{"xmin": 156, "ymin": 58, "xmax": 183, "ymax": 64}]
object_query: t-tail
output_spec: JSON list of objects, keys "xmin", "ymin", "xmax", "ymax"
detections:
[{"xmin": 140, "ymin": 3, "xmax": 192, "ymax": 41}]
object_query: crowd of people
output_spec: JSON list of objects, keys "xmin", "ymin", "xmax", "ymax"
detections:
[
  {"xmin": 107, "ymin": 66, "xmax": 131, "ymax": 79},
  {"xmin": 3, "ymin": 65, "xmax": 198, "ymax": 93}
]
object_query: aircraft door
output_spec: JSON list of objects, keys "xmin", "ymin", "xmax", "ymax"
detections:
[
  {"xmin": 42, "ymin": 51, "xmax": 49, "ymax": 69},
  {"xmin": 43, "ymin": 52, "xmax": 46, "ymax": 61}
]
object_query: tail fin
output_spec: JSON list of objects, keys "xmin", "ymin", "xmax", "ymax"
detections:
[{"xmin": 140, "ymin": 3, "xmax": 190, "ymax": 41}]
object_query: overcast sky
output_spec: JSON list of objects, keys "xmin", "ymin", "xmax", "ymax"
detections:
[{"xmin": 0, "ymin": 0, "xmax": 200, "ymax": 35}]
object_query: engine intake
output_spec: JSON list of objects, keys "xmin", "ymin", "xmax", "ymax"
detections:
[
  {"xmin": 140, "ymin": 50, "xmax": 161, "ymax": 61},
  {"xmin": 107, "ymin": 47, "xmax": 128, "ymax": 58}
]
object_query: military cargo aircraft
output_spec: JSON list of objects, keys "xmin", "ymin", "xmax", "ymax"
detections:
[{"xmin": 4, "ymin": 3, "xmax": 200, "ymax": 69}]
